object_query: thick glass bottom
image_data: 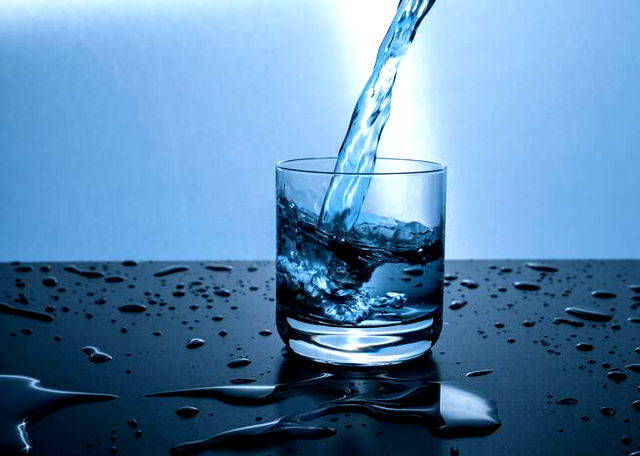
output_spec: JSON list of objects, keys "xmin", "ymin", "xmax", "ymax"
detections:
[{"xmin": 277, "ymin": 313, "xmax": 442, "ymax": 366}]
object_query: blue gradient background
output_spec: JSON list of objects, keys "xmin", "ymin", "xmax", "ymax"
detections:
[{"xmin": 1, "ymin": 0, "xmax": 639, "ymax": 261}]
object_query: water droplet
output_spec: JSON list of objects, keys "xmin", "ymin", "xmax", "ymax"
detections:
[
  {"xmin": 632, "ymin": 400, "xmax": 640, "ymax": 411},
  {"xmin": 607, "ymin": 370, "xmax": 627, "ymax": 382},
  {"xmin": 556, "ymin": 397, "xmax": 578, "ymax": 405},
  {"xmin": 127, "ymin": 418, "xmax": 138, "ymax": 428},
  {"xmin": 14, "ymin": 266, "xmax": 34, "ymax": 273},
  {"xmin": 460, "ymin": 279, "xmax": 478, "ymax": 289},
  {"xmin": 565, "ymin": 307, "xmax": 612, "ymax": 322},
  {"xmin": 227, "ymin": 358, "xmax": 252, "ymax": 368},
  {"xmin": 82, "ymin": 346, "xmax": 113, "ymax": 363},
  {"xmin": 627, "ymin": 316, "xmax": 640, "ymax": 323},
  {"xmin": 449, "ymin": 300, "xmax": 467, "ymax": 310},
  {"xmin": 552, "ymin": 317, "xmax": 585, "ymax": 327},
  {"xmin": 625, "ymin": 364, "xmax": 640, "ymax": 373},
  {"xmin": 599, "ymin": 407, "xmax": 616, "ymax": 416},
  {"xmin": 206, "ymin": 264, "xmax": 234, "ymax": 272},
  {"xmin": 628, "ymin": 284, "xmax": 640, "ymax": 293},
  {"xmin": 0, "ymin": 302, "xmax": 55, "ymax": 322},
  {"xmin": 154, "ymin": 265, "xmax": 190, "ymax": 277},
  {"xmin": 444, "ymin": 274, "xmax": 457, "ymax": 281},
  {"xmin": 176, "ymin": 406, "xmax": 200, "ymax": 418},
  {"xmin": 230, "ymin": 378, "xmax": 257, "ymax": 384},
  {"xmin": 105, "ymin": 275, "xmax": 125, "ymax": 283},
  {"xmin": 493, "ymin": 322, "xmax": 504, "ymax": 328},
  {"xmin": 186, "ymin": 338, "xmax": 205, "ymax": 349},
  {"xmin": 575, "ymin": 343, "xmax": 594, "ymax": 352},
  {"xmin": 513, "ymin": 282, "xmax": 540, "ymax": 291},
  {"xmin": 64, "ymin": 266, "xmax": 104, "ymax": 279},
  {"xmin": 507, "ymin": 338, "xmax": 516, "ymax": 344},
  {"xmin": 522, "ymin": 320, "xmax": 535, "ymax": 327},
  {"xmin": 42, "ymin": 277, "xmax": 58, "ymax": 287},
  {"xmin": 122, "ymin": 260, "xmax": 139, "ymax": 267},
  {"xmin": 591, "ymin": 290, "xmax": 616, "ymax": 299},
  {"xmin": 118, "ymin": 303, "xmax": 147, "ymax": 313},
  {"xmin": 524, "ymin": 263, "xmax": 558, "ymax": 272},
  {"xmin": 134, "ymin": 429, "xmax": 143, "ymax": 438},
  {"xmin": 465, "ymin": 370, "xmax": 492, "ymax": 377},
  {"xmin": 259, "ymin": 330, "xmax": 272, "ymax": 336},
  {"xmin": 211, "ymin": 315, "xmax": 224, "ymax": 322},
  {"xmin": 215, "ymin": 290, "xmax": 232, "ymax": 297}
]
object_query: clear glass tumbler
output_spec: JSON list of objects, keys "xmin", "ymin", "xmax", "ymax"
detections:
[{"xmin": 276, "ymin": 157, "xmax": 446, "ymax": 366}]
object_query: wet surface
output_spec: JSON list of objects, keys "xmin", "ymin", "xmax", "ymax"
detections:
[{"xmin": 0, "ymin": 260, "xmax": 639, "ymax": 455}]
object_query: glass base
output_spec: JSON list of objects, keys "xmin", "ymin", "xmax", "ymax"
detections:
[{"xmin": 277, "ymin": 313, "xmax": 441, "ymax": 366}]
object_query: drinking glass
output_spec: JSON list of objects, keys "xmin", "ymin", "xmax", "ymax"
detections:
[{"xmin": 276, "ymin": 157, "xmax": 446, "ymax": 366}]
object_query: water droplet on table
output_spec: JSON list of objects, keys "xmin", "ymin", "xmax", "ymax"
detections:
[
  {"xmin": 565, "ymin": 307, "xmax": 612, "ymax": 322},
  {"xmin": 599, "ymin": 407, "xmax": 616, "ymax": 416},
  {"xmin": 42, "ymin": 277, "xmax": 58, "ymax": 287},
  {"xmin": 460, "ymin": 279, "xmax": 478, "ymax": 289},
  {"xmin": 227, "ymin": 358, "xmax": 252, "ymax": 368},
  {"xmin": 465, "ymin": 369, "xmax": 493, "ymax": 378},
  {"xmin": 176, "ymin": 406, "xmax": 200, "ymax": 418},
  {"xmin": 607, "ymin": 370, "xmax": 627, "ymax": 382},
  {"xmin": 575, "ymin": 343, "xmax": 594, "ymax": 352},
  {"xmin": 82, "ymin": 346, "xmax": 113, "ymax": 363},
  {"xmin": 525, "ymin": 263, "xmax": 558, "ymax": 272},
  {"xmin": 513, "ymin": 282, "xmax": 540, "ymax": 291},
  {"xmin": 449, "ymin": 300, "xmax": 467, "ymax": 310},
  {"xmin": 591, "ymin": 290, "xmax": 616, "ymax": 299},
  {"xmin": 154, "ymin": 265, "xmax": 190, "ymax": 277},
  {"xmin": 186, "ymin": 338, "xmax": 205, "ymax": 349},
  {"xmin": 118, "ymin": 303, "xmax": 147, "ymax": 313},
  {"xmin": 105, "ymin": 275, "xmax": 126, "ymax": 283},
  {"xmin": 553, "ymin": 317, "xmax": 585, "ymax": 328},
  {"xmin": 0, "ymin": 302, "xmax": 55, "ymax": 322},
  {"xmin": 64, "ymin": 266, "xmax": 104, "ymax": 279},
  {"xmin": 205, "ymin": 265, "xmax": 233, "ymax": 272}
]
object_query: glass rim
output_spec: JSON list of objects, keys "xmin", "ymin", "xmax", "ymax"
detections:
[{"xmin": 276, "ymin": 157, "xmax": 446, "ymax": 176}]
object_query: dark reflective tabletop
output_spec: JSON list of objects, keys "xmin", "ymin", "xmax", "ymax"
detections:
[{"xmin": 1, "ymin": 260, "xmax": 639, "ymax": 455}]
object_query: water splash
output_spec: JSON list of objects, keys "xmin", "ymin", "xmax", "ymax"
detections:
[
  {"xmin": 319, "ymin": 0, "xmax": 437, "ymax": 232},
  {"xmin": 149, "ymin": 372, "xmax": 500, "ymax": 454}
]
